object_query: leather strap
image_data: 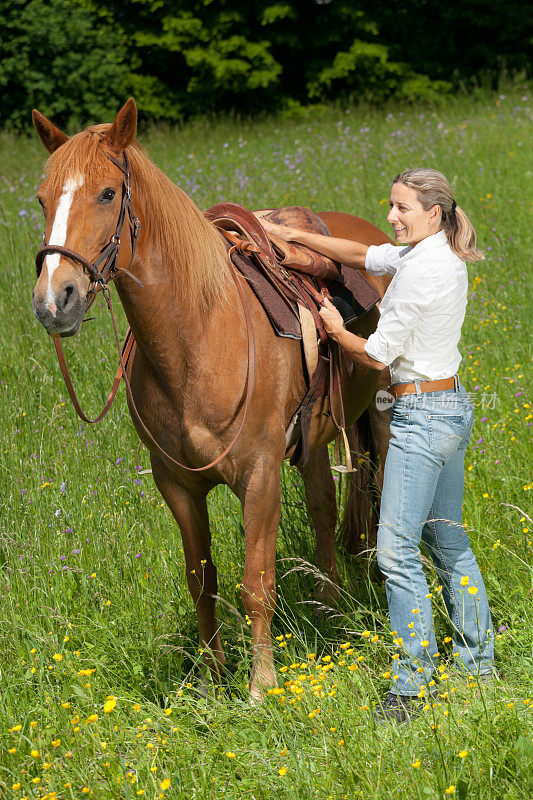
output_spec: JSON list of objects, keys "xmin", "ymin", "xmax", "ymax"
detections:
[
  {"xmin": 52, "ymin": 263, "xmax": 255, "ymax": 473},
  {"xmin": 105, "ymin": 263, "xmax": 256, "ymax": 473},
  {"xmin": 389, "ymin": 376, "xmax": 457, "ymax": 399},
  {"xmin": 206, "ymin": 202, "xmax": 278, "ymax": 263},
  {"xmin": 53, "ymin": 329, "xmax": 135, "ymax": 424}
]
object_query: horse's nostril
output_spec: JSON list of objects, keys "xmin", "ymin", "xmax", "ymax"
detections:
[{"xmin": 59, "ymin": 283, "xmax": 78, "ymax": 311}]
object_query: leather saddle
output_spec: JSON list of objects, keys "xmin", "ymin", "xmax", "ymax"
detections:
[{"xmin": 205, "ymin": 202, "xmax": 380, "ymax": 471}]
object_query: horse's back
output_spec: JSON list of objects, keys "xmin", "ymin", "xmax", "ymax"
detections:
[
  {"xmin": 317, "ymin": 211, "xmax": 391, "ymax": 246},
  {"xmin": 316, "ymin": 211, "xmax": 392, "ymax": 299}
]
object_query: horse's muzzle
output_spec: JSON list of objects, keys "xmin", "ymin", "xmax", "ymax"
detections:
[{"xmin": 33, "ymin": 283, "xmax": 86, "ymax": 337}]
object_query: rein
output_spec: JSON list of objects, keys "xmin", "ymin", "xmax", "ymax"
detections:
[{"xmin": 36, "ymin": 152, "xmax": 256, "ymax": 473}]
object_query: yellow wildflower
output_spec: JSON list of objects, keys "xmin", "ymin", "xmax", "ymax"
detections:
[{"xmin": 103, "ymin": 697, "xmax": 117, "ymax": 713}]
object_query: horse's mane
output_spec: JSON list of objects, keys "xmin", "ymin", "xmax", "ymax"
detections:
[{"xmin": 45, "ymin": 124, "xmax": 231, "ymax": 309}]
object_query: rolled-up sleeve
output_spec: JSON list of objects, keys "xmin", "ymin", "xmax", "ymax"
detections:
[
  {"xmin": 365, "ymin": 243, "xmax": 407, "ymax": 276},
  {"xmin": 364, "ymin": 263, "xmax": 436, "ymax": 366}
]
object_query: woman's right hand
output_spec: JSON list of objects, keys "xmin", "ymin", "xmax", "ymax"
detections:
[{"xmin": 259, "ymin": 219, "xmax": 295, "ymax": 242}]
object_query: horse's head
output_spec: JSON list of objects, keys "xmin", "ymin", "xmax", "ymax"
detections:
[{"xmin": 32, "ymin": 99, "xmax": 138, "ymax": 336}]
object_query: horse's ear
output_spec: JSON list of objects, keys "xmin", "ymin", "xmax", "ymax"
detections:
[
  {"xmin": 107, "ymin": 98, "xmax": 137, "ymax": 152},
  {"xmin": 32, "ymin": 109, "xmax": 69, "ymax": 154}
]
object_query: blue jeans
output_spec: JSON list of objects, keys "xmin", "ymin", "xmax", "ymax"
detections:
[{"xmin": 376, "ymin": 379, "xmax": 495, "ymax": 696}]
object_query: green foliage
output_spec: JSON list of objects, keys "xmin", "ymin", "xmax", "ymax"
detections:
[
  {"xmin": 183, "ymin": 35, "xmax": 282, "ymax": 95},
  {"xmin": 0, "ymin": 0, "xmax": 129, "ymax": 130},
  {"xmin": 0, "ymin": 0, "xmax": 529, "ymax": 128},
  {"xmin": 308, "ymin": 40, "xmax": 451, "ymax": 103}
]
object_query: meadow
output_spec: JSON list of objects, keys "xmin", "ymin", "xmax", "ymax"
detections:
[{"xmin": 0, "ymin": 84, "xmax": 532, "ymax": 799}]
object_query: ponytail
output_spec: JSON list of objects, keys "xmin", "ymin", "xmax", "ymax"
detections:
[{"xmin": 444, "ymin": 203, "xmax": 485, "ymax": 263}]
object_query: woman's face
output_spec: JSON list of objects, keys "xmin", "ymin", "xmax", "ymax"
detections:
[{"xmin": 387, "ymin": 183, "xmax": 440, "ymax": 246}]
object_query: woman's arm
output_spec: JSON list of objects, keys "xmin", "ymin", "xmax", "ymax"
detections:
[
  {"xmin": 260, "ymin": 219, "xmax": 369, "ymax": 269},
  {"xmin": 319, "ymin": 298, "xmax": 388, "ymax": 371}
]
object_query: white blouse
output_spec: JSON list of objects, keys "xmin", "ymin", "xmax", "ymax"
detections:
[{"xmin": 364, "ymin": 229, "xmax": 468, "ymax": 385}]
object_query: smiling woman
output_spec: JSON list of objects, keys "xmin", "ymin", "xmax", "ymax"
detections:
[{"xmin": 264, "ymin": 167, "xmax": 496, "ymax": 722}]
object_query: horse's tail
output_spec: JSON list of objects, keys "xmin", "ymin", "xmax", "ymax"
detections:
[{"xmin": 340, "ymin": 397, "xmax": 390, "ymax": 558}]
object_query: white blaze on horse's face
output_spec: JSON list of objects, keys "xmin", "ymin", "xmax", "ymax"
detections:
[{"xmin": 44, "ymin": 174, "xmax": 84, "ymax": 311}]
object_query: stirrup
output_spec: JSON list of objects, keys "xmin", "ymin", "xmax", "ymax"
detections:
[{"xmin": 332, "ymin": 426, "xmax": 356, "ymax": 473}]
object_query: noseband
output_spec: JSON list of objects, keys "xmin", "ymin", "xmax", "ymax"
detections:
[{"xmin": 35, "ymin": 151, "xmax": 142, "ymax": 291}]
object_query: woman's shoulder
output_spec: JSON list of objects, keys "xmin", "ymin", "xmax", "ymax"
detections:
[{"xmin": 406, "ymin": 231, "xmax": 466, "ymax": 272}]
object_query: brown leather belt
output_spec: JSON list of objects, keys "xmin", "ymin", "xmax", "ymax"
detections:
[{"xmin": 388, "ymin": 376, "xmax": 458, "ymax": 399}]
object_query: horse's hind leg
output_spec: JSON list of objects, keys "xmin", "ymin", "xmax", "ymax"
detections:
[
  {"xmin": 298, "ymin": 445, "xmax": 340, "ymax": 604},
  {"xmin": 150, "ymin": 456, "xmax": 226, "ymax": 682}
]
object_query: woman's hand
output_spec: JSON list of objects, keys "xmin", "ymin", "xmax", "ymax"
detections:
[
  {"xmin": 259, "ymin": 219, "xmax": 295, "ymax": 242},
  {"xmin": 319, "ymin": 297, "xmax": 345, "ymax": 339}
]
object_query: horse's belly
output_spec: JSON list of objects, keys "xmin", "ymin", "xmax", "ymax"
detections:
[
  {"xmin": 308, "ymin": 363, "xmax": 379, "ymax": 450},
  {"xmin": 290, "ymin": 308, "xmax": 384, "ymax": 454}
]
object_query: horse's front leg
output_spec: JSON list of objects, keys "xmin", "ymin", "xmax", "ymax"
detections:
[
  {"xmin": 298, "ymin": 445, "xmax": 340, "ymax": 605},
  {"xmin": 238, "ymin": 456, "xmax": 282, "ymax": 702},
  {"xmin": 150, "ymin": 456, "xmax": 226, "ymax": 682}
]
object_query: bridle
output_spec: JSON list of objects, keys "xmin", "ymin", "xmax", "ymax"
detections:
[
  {"xmin": 34, "ymin": 151, "xmax": 256, "ymax": 473},
  {"xmin": 36, "ymin": 152, "xmax": 142, "ymax": 293}
]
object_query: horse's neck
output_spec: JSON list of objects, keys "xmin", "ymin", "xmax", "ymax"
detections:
[
  {"xmin": 111, "ymin": 174, "xmax": 233, "ymax": 383},
  {"xmin": 114, "ymin": 248, "xmax": 198, "ymax": 375}
]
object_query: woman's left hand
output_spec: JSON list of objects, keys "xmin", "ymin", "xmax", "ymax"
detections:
[{"xmin": 319, "ymin": 297, "xmax": 345, "ymax": 339}]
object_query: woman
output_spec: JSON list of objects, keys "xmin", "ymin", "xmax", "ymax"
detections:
[{"xmin": 262, "ymin": 168, "xmax": 495, "ymax": 723}]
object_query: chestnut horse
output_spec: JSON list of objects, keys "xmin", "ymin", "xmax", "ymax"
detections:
[{"xmin": 31, "ymin": 99, "xmax": 391, "ymax": 700}]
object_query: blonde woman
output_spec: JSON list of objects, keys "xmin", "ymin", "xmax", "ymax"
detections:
[{"xmin": 262, "ymin": 168, "xmax": 496, "ymax": 723}]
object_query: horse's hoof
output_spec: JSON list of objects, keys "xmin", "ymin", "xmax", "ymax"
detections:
[
  {"xmin": 249, "ymin": 689, "xmax": 267, "ymax": 707},
  {"xmin": 194, "ymin": 677, "xmax": 211, "ymax": 699}
]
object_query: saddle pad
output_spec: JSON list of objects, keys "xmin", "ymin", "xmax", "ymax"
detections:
[
  {"xmin": 298, "ymin": 303, "xmax": 318, "ymax": 381},
  {"xmin": 228, "ymin": 240, "xmax": 380, "ymax": 339},
  {"xmin": 228, "ymin": 242, "xmax": 301, "ymax": 339}
]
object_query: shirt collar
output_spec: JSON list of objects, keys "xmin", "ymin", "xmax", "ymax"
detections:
[{"xmin": 401, "ymin": 229, "xmax": 447, "ymax": 258}]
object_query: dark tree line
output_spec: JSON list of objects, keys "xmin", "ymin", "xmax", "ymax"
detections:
[{"xmin": 1, "ymin": 0, "xmax": 530, "ymax": 129}]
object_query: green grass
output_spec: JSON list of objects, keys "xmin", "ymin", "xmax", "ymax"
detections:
[{"xmin": 0, "ymin": 85, "xmax": 532, "ymax": 799}]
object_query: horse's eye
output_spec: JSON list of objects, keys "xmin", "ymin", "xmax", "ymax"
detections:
[{"xmin": 98, "ymin": 188, "xmax": 116, "ymax": 203}]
